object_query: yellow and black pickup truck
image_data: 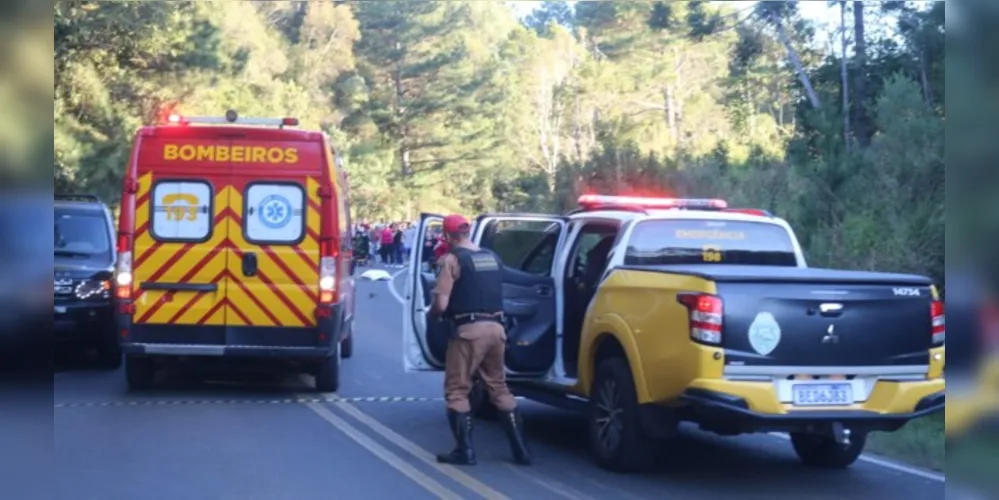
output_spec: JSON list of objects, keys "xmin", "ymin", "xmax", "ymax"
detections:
[{"xmin": 404, "ymin": 194, "xmax": 946, "ymax": 473}]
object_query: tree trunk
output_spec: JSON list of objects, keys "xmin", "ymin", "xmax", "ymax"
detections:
[
  {"xmin": 771, "ymin": 12, "xmax": 822, "ymax": 109},
  {"xmin": 852, "ymin": 1, "xmax": 871, "ymax": 147},
  {"xmin": 664, "ymin": 85, "xmax": 678, "ymax": 142},
  {"xmin": 840, "ymin": 1, "xmax": 851, "ymax": 152}
]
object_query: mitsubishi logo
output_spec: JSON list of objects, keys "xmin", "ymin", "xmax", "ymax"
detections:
[{"xmin": 822, "ymin": 324, "xmax": 839, "ymax": 344}]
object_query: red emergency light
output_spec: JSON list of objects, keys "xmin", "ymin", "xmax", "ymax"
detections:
[
  {"xmin": 577, "ymin": 194, "xmax": 729, "ymax": 210},
  {"xmin": 161, "ymin": 110, "xmax": 299, "ymax": 127},
  {"xmin": 724, "ymin": 208, "xmax": 773, "ymax": 217}
]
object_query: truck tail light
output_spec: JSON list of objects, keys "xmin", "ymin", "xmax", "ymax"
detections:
[
  {"xmin": 319, "ymin": 239, "xmax": 338, "ymax": 305},
  {"xmin": 931, "ymin": 300, "xmax": 945, "ymax": 345},
  {"xmin": 115, "ymin": 249, "xmax": 133, "ymax": 301},
  {"xmin": 677, "ymin": 292, "xmax": 723, "ymax": 345}
]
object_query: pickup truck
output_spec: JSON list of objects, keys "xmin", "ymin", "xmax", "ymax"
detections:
[{"xmin": 403, "ymin": 194, "xmax": 946, "ymax": 472}]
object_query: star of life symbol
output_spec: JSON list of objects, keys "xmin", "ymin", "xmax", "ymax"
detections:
[{"xmin": 259, "ymin": 194, "xmax": 292, "ymax": 229}]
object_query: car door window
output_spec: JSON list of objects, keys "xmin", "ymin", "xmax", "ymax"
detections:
[{"xmin": 479, "ymin": 219, "xmax": 561, "ymax": 275}]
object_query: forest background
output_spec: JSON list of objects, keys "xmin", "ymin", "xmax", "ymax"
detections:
[{"xmin": 54, "ymin": 0, "xmax": 945, "ymax": 469}]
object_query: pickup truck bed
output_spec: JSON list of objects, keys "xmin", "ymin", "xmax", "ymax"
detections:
[{"xmin": 623, "ymin": 264, "xmax": 935, "ymax": 369}]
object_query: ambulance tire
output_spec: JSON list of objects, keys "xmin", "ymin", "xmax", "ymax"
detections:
[
  {"xmin": 340, "ymin": 322, "xmax": 354, "ymax": 360},
  {"xmin": 125, "ymin": 355, "xmax": 156, "ymax": 391},
  {"xmin": 589, "ymin": 357, "xmax": 658, "ymax": 473},
  {"xmin": 94, "ymin": 332, "xmax": 122, "ymax": 370},
  {"xmin": 314, "ymin": 347, "xmax": 341, "ymax": 393}
]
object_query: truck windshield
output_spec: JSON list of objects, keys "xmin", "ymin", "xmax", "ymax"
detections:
[
  {"xmin": 55, "ymin": 209, "xmax": 112, "ymax": 259},
  {"xmin": 624, "ymin": 219, "xmax": 797, "ymax": 267}
]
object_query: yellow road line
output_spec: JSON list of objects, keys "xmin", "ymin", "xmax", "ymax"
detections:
[
  {"xmin": 302, "ymin": 400, "xmax": 462, "ymax": 500},
  {"xmin": 503, "ymin": 464, "xmax": 596, "ymax": 500},
  {"xmin": 333, "ymin": 400, "xmax": 511, "ymax": 500}
]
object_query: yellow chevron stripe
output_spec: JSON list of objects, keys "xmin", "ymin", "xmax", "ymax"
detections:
[
  {"xmin": 150, "ymin": 253, "xmax": 229, "ymax": 324},
  {"xmin": 224, "ymin": 276, "xmax": 277, "ymax": 327},
  {"xmin": 203, "ymin": 299, "xmax": 227, "ymax": 326}
]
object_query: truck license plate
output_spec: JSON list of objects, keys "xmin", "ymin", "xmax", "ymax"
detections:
[
  {"xmin": 54, "ymin": 306, "xmax": 67, "ymax": 314},
  {"xmin": 791, "ymin": 383, "xmax": 852, "ymax": 406}
]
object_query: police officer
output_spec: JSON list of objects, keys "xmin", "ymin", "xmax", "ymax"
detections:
[{"xmin": 431, "ymin": 214, "xmax": 531, "ymax": 466}]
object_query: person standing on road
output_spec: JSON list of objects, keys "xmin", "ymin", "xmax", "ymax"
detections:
[
  {"xmin": 392, "ymin": 223, "xmax": 404, "ymax": 265},
  {"xmin": 431, "ymin": 214, "xmax": 531, "ymax": 467},
  {"xmin": 380, "ymin": 224, "xmax": 394, "ymax": 264}
]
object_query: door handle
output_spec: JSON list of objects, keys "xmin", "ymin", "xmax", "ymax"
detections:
[
  {"xmin": 537, "ymin": 285, "xmax": 552, "ymax": 297},
  {"xmin": 242, "ymin": 252, "xmax": 258, "ymax": 277},
  {"xmin": 140, "ymin": 282, "xmax": 218, "ymax": 292}
]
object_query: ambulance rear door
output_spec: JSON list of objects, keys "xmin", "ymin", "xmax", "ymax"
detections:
[
  {"xmin": 132, "ymin": 134, "xmax": 232, "ymax": 335},
  {"xmin": 223, "ymin": 132, "xmax": 324, "ymax": 345}
]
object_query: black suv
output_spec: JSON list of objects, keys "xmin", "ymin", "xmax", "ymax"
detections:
[{"xmin": 54, "ymin": 194, "xmax": 120, "ymax": 368}]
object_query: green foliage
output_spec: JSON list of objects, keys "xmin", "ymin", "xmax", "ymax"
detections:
[{"xmin": 54, "ymin": 0, "xmax": 944, "ymax": 287}]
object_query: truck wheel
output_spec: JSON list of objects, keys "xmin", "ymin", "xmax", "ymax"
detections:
[
  {"xmin": 124, "ymin": 355, "xmax": 155, "ymax": 391},
  {"xmin": 790, "ymin": 430, "xmax": 866, "ymax": 468},
  {"xmin": 315, "ymin": 344, "xmax": 341, "ymax": 393},
  {"xmin": 94, "ymin": 333, "xmax": 122, "ymax": 370},
  {"xmin": 589, "ymin": 357, "xmax": 658, "ymax": 473},
  {"xmin": 469, "ymin": 376, "xmax": 499, "ymax": 421}
]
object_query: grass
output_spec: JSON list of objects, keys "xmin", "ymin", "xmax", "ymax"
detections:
[
  {"xmin": 865, "ymin": 412, "xmax": 945, "ymax": 471},
  {"xmin": 947, "ymin": 429, "xmax": 999, "ymax": 492}
]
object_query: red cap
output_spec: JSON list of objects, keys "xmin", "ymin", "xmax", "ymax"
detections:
[{"xmin": 442, "ymin": 214, "xmax": 470, "ymax": 234}]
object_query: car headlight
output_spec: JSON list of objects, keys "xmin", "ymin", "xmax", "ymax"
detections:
[{"xmin": 75, "ymin": 280, "xmax": 111, "ymax": 300}]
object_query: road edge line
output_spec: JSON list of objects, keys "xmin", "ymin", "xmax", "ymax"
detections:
[
  {"xmin": 334, "ymin": 399, "xmax": 511, "ymax": 500},
  {"xmin": 769, "ymin": 432, "xmax": 945, "ymax": 482},
  {"xmin": 301, "ymin": 399, "xmax": 462, "ymax": 500}
]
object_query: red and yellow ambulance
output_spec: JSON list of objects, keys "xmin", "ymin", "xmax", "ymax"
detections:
[{"xmin": 113, "ymin": 110, "xmax": 355, "ymax": 392}]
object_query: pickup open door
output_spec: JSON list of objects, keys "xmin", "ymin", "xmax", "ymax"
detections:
[
  {"xmin": 403, "ymin": 213, "xmax": 448, "ymax": 371},
  {"xmin": 403, "ymin": 212, "xmax": 569, "ymax": 374},
  {"xmin": 473, "ymin": 214, "xmax": 568, "ymax": 376}
]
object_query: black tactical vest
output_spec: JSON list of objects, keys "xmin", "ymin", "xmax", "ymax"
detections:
[{"xmin": 447, "ymin": 247, "xmax": 504, "ymax": 316}]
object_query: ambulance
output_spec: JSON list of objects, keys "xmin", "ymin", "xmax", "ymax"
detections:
[{"xmin": 113, "ymin": 110, "xmax": 355, "ymax": 392}]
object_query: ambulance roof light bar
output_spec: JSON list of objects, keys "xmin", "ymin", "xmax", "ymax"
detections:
[
  {"xmin": 166, "ymin": 109, "xmax": 299, "ymax": 128},
  {"xmin": 577, "ymin": 194, "xmax": 729, "ymax": 211}
]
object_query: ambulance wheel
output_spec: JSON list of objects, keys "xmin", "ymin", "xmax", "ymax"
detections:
[
  {"xmin": 314, "ymin": 348, "xmax": 341, "ymax": 393},
  {"xmin": 124, "ymin": 355, "xmax": 155, "ymax": 391},
  {"xmin": 340, "ymin": 325, "xmax": 354, "ymax": 360},
  {"xmin": 94, "ymin": 339, "xmax": 122, "ymax": 370},
  {"xmin": 469, "ymin": 376, "xmax": 499, "ymax": 421},
  {"xmin": 790, "ymin": 430, "xmax": 866, "ymax": 468},
  {"xmin": 589, "ymin": 357, "xmax": 658, "ymax": 473},
  {"xmin": 93, "ymin": 328, "xmax": 122, "ymax": 370}
]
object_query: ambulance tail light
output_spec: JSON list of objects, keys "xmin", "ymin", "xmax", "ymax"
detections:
[
  {"xmin": 677, "ymin": 292, "xmax": 723, "ymax": 345},
  {"xmin": 319, "ymin": 239, "xmax": 338, "ymax": 305},
  {"xmin": 115, "ymin": 239, "xmax": 133, "ymax": 301},
  {"xmin": 931, "ymin": 299, "xmax": 945, "ymax": 345}
]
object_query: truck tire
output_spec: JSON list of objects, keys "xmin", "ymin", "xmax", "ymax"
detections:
[
  {"xmin": 469, "ymin": 376, "xmax": 499, "ymax": 421},
  {"xmin": 790, "ymin": 430, "xmax": 866, "ymax": 468},
  {"xmin": 124, "ymin": 355, "xmax": 155, "ymax": 391},
  {"xmin": 589, "ymin": 357, "xmax": 658, "ymax": 473},
  {"xmin": 314, "ymin": 344, "xmax": 341, "ymax": 392}
]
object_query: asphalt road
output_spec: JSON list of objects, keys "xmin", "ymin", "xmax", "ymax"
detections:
[{"xmin": 53, "ymin": 263, "xmax": 947, "ymax": 500}]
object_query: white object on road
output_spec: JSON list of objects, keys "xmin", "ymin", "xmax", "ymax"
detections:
[{"xmin": 361, "ymin": 269, "xmax": 393, "ymax": 281}]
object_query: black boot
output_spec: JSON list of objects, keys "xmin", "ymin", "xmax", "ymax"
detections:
[
  {"xmin": 500, "ymin": 408, "xmax": 532, "ymax": 465},
  {"xmin": 436, "ymin": 410, "xmax": 476, "ymax": 465}
]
